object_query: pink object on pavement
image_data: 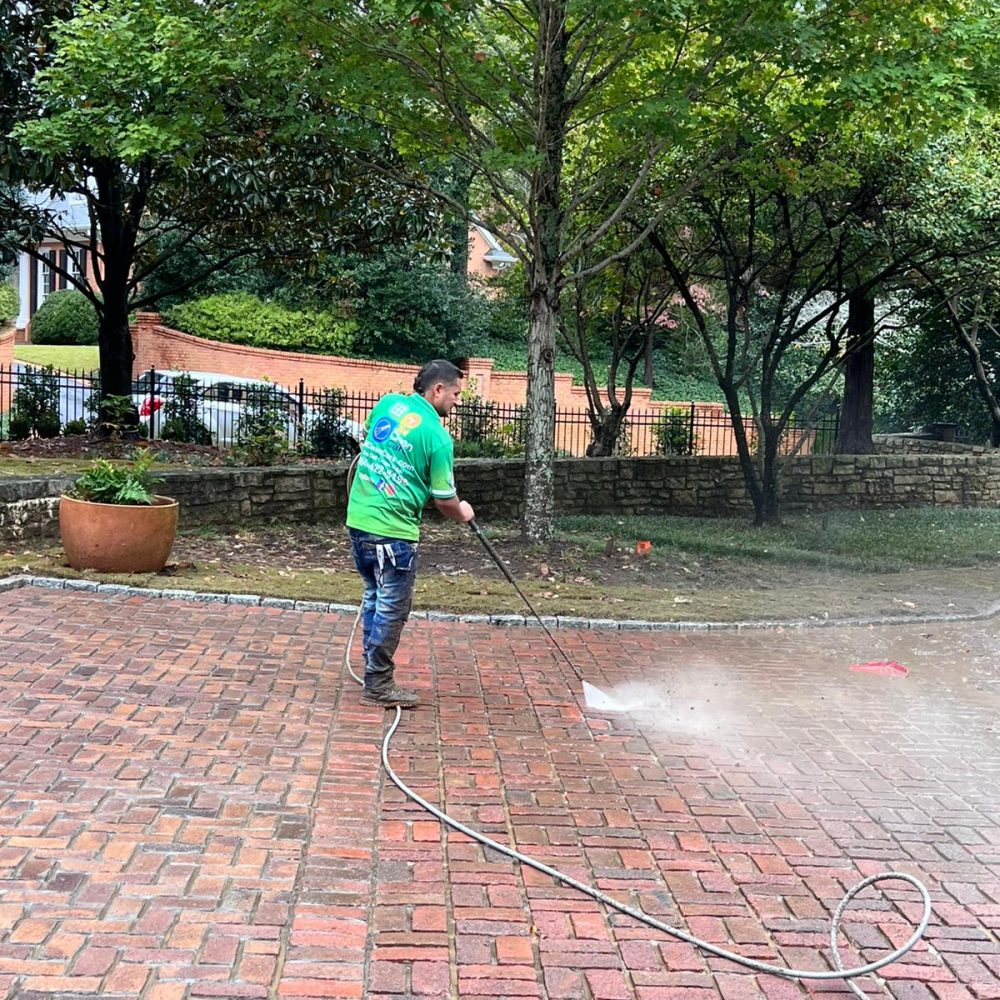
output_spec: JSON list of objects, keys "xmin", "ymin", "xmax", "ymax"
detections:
[{"xmin": 849, "ymin": 659, "xmax": 909, "ymax": 678}]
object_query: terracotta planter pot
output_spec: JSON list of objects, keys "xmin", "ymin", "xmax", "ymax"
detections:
[{"xmin": 59, "ymin": 495, "xmax": 179, "ymax": 574}]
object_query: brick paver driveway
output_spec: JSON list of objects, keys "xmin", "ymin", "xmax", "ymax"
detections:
[{"xmin": 0, "ymin": 588, "xmax": 997, "ymax": 1000}]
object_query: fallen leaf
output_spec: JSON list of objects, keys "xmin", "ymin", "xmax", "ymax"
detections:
[{"xmin": 673, "ymin": 596, "xmax": 692, "ymax": 604}]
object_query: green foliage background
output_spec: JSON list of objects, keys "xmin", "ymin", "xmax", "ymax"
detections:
[{"xmin": 0, "ymin": 284, "xmax": 17, "ymax": 325}]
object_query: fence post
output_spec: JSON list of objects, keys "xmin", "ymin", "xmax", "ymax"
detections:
[
  {"xmin": 150, "ymin": 365, "xmax": 157, "ymax": 440},
  {"xmin": 297, "ymin": 379, "xmax": 305, "ymax": 448},
  {"xmin": 688, "ymin": 401, "xmax": 696, "ymax": 456}
]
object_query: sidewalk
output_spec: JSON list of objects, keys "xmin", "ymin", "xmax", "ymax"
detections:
[{"xmin": 0, "ymin": 587, "xmax": 997, "ymax": 999}]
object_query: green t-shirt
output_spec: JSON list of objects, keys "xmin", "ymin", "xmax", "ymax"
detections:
[{"xmin": 346, "ymin": 392, "xmax": 457, "ymax": 541}]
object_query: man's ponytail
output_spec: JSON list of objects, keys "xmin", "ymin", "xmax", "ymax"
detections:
[{"xmin": 414, "ymin": 359, "xmax": 463, "ymax": 393}]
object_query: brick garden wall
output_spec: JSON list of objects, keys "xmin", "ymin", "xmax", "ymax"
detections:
[
  {"xmin": 3, "ymin": 453, "xmax": 1000, "ymax": 542},
  {"xmin": 0, "ymin": 324, "xmax": 14, "ymax": 373},
  {"xmin": 130, "ymin": 312, "xmax": 725, "ymax": 415}
]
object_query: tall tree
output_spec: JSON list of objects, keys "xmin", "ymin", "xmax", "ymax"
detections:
[
  {"xmin": 873, "ymin": 119, "xmax": 1000, "ymax": 445},
  {"xmin": 562, "ymin": 247, "xmax": 678, "ymax": 457},
  {"xmin": 328, "ymin": 0, "xmax": 999, "ymax": 539}
]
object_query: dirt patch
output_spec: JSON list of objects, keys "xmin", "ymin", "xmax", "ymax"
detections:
[
  {"xmin": 0, "ymin": 434, "xmax": 225, "ymax": 464},
  {"xmin": 5, "ymin": 519, "xmax": 998, "ymax": 625}
]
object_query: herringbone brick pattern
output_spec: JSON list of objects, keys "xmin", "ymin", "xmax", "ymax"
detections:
[{"xmin": 0, "ymin": 589, "xmax": 997, "ymax": 999}]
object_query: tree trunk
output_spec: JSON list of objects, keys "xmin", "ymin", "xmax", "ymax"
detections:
[
  {"xmin": 522, "ymin": 0, "xmax": 569, "ymax": 543},
  {"xmin": 524, "ymin": 286, "xmax": 557, "ymax": 539},
  {"xmin": 92, "ymin": 161, "xmax": 143, "ymax": 435},
  {"xmin": 753, "ymin": 425, "xmax": 782, "ymax": 526},
  {"xmin": 643, "ymin": 326, "xmax": 654, "ymax": 388},
  {"xmin": 448, "ymin": 162, "xmax": 472, "ymax": 282},
  {"xmin": 586, "ymin": 407, "xmax": 625, "ymax": 456},
  {"xmin": 835, "ymin": 289, "xmax": 876, "ymax": 454},
  {"xmin": 96, "ymin": 287, "xmax": 138, "ymax": 434}
]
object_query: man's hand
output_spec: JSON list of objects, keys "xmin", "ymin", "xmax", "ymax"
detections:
[{"xmin": 434, "ymin": 496, "xmax": 476, "ymax": 523}]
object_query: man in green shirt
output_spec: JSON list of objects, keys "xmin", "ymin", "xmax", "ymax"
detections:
[{"xmin": 347, "ymin": 359, "xmax": 475, "ymax": 708}]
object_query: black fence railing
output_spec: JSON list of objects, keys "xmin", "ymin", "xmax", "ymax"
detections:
[{"xmin": 0, "ymin": 364, "xmax": 840, "ymax": 458}]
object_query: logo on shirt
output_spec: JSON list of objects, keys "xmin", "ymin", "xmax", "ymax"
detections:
[
  {"xmin": 398, "ymin": 413, "xmax": 422, "ymax": 436},
  {"xmin": 372, "ymin": 417, "xmax": 396, "ymax": 442},
  {"xmin": 374, "ymin": 477, "xmax": 397, "ymax": 497}
]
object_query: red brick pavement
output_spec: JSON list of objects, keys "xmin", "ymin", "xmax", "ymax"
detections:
[{"xmin": 0, "ymin": 589, "xmax": 998, "ymax": 999}]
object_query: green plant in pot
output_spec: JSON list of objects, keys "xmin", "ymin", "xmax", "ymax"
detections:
[{"xmin": 59, "ymin": 450, "xmax": 179, "ymax": 573}]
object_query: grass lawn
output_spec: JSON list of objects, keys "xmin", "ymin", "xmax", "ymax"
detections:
[
  {"xmin": 14, "ymin": 345, "xmax": 100, "ymax": 373},
  {"xmin": 558, "ymin": 508, "xmax": 1000, "ymax": 573}
]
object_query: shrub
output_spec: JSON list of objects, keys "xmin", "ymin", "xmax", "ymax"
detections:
[
  {"xmin": 306, "ymin": 387, "xmax": 357, "ymax": 459},
  {"xmin": 294, "ymin": 249, "xmax": 507, "ymax": 361},
  {"xmin": 0, "ymin": 284, "xmax": 18, "ymax": 326},
  {"xmin": 88, "ymin": 392, "xmax": 143, "ymax": 440},
  {"xmin": 158, "ymin": 374, "xmax": 212, "ymax": 445},
  {"xmin": 165, "ymin": 293, "xmax": 357, "ymax": 356},
  {"xmin": 7, "ymin": 412, "xmax": 31, "ymax": 440},
  {"xmin": 63, "ymin": 418, "xmax": 88, "ymax": 436},
  {"xmin": 233, "ymin": 384, "xmax": 289, "ymax": 465},
  {"xmin": 35, "ymin": 413, "xmax": 61, "ymax": 438},
  {"xmin": 450, "ymin": 381, "xmax": 525, "ymax": 457},
  {"xmin": 29, "ymin": 289, "xmax": 99, "ymax": 345},
  {"xmin": 652, "ymin": 407, "xmax": 698, "ymax": 455},
  {"xmin": 11, "ymin": 364, "xmax": 61, "ymax": 438}
]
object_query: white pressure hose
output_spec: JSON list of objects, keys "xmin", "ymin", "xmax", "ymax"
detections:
[{"xmin": 341, "ymin": 609, "xmax": 933, "ymax": 1000}]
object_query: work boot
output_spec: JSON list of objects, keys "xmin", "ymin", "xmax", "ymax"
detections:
[{"xmin": 360, "ymin": 684, "xmax": 421, "ymax": 709}]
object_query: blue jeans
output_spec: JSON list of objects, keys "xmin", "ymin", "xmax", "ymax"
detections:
[{"xmin": 348, "ymin": 528, "xmax": 418, "ymax": 693}]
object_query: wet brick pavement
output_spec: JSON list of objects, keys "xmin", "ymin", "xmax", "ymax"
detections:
[{"xmin": 0, "ymin": 588, "xmax": 997, "ymax": 999}]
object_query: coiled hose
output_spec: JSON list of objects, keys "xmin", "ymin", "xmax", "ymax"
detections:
[{"xmin": 341, "ymin": 609, "xmax": 932, "ymax": 1000}]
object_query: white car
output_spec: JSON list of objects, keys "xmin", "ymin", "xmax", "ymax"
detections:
[{"xmin": 132, "ymin": 369, "xmax": 364, "ymax": 452}]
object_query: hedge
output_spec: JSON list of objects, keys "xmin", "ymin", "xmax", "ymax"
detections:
[{"xmin": 164, "ymin": 292, "xmax": 357, "ymax": 355}]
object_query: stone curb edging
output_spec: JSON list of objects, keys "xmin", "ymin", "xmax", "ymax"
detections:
[{"xmin": 3, "ymin": 573, "xmax": 1000, "ymax": 633}]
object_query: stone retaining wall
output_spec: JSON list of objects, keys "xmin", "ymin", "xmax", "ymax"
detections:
[
  {"xmin": 2, "ymin": 453, "xmax": 999, "ymax": 541},
  {"xmin": 873, "ymin": 434, "xmax": 986, "ymax": 455}
]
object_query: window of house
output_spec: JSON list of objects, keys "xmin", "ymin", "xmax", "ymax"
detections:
[
  {"xmin": 65, "ymin": 247, "xmax": 88, "ymax": 286},
  {"xmin": 40, "ymin": 251, "xmax": 57, "ymax": 300}
]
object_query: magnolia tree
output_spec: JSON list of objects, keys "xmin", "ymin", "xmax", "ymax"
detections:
[{"xmin": 0, "ymin": 0, "xmax": 433, "ymax": 427}]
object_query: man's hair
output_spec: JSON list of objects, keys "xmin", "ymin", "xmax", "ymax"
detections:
[{"xmin": 413, "ymin": 359, "xmax": 463, "ymax": 393}]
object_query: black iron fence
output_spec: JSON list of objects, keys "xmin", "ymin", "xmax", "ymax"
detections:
[{"xmin": 0, "ymin": 364, "xmax": 839, "ymax": 458}]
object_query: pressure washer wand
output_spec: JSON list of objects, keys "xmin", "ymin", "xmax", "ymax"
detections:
[{"xmin": 468, "ymin": 518, "xmax": 589, "ymax": 688}]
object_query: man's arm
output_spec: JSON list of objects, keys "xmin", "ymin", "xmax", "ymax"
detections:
[{"xmin": 434, "ymin": 496, "xmax": 475, "ymax": 523}]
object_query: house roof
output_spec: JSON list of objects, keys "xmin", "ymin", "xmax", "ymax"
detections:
[
  {"xmin": 27, "ymin": 192, "xmax": 91, "ymax": 235},
  {"xmin": 473, "ymin": 224, "xmax": 517, "ymax": 265}
]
